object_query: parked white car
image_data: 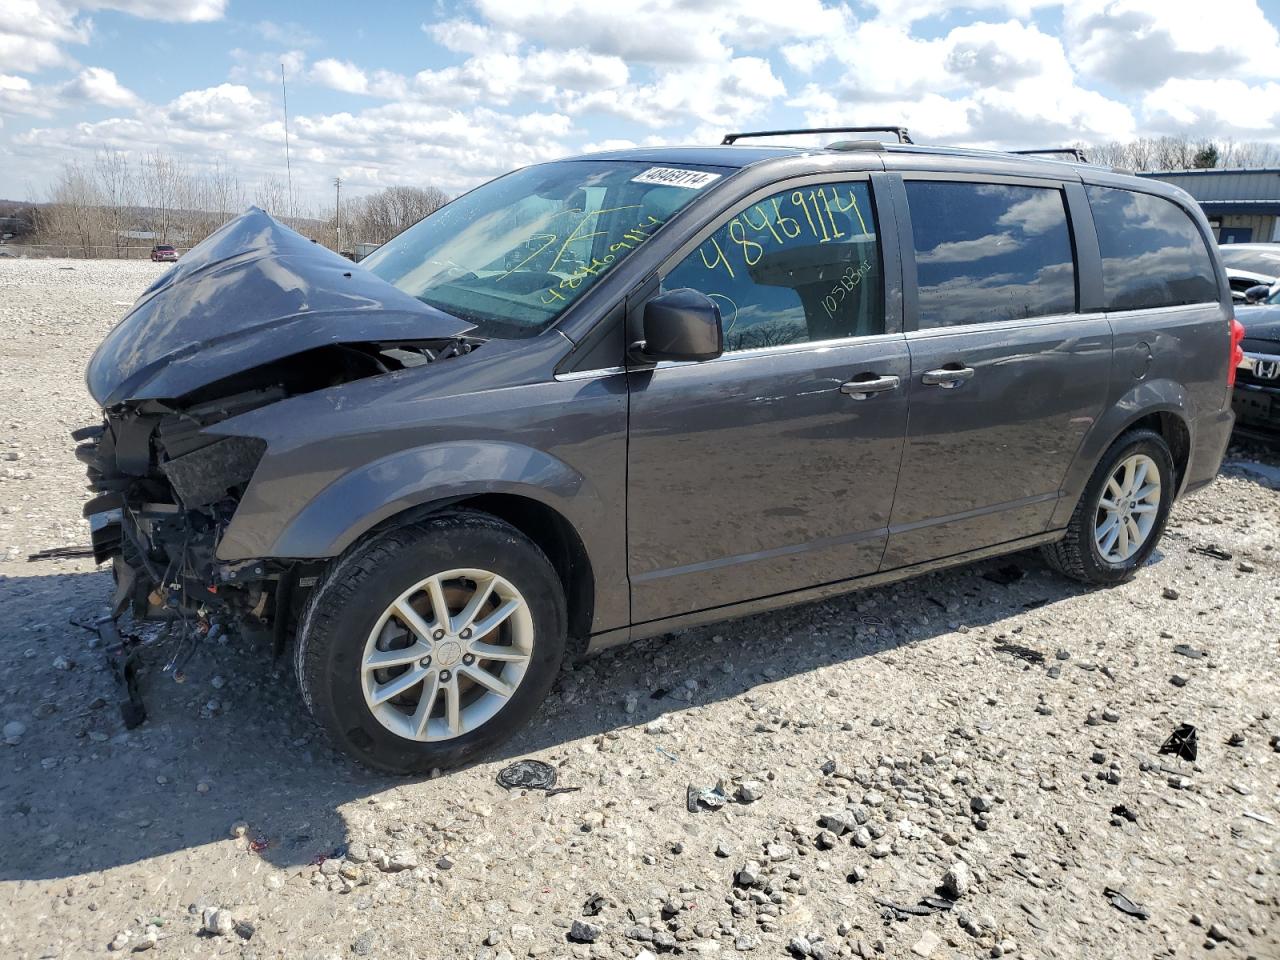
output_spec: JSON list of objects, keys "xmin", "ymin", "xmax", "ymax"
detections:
[{"xmin": 1218, "ymin": 242, "xmax": 1280, "ymax": 302}]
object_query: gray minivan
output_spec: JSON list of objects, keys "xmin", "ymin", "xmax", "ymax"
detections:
[{"xmin": 78, "ymin": 129, "xmax": 1241, "ymax": 772}]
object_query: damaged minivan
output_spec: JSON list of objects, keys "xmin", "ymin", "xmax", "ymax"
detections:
[{"xmin": 79, "ymin": 131, "xmax": 1239, "ymax": 773}]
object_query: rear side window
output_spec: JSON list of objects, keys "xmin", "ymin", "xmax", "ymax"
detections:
[
  {"xmin": 663, "ymin": 181, "xmax": 884, "ymax": 351},
  {"xmin": 1087, "ymin": 186, "xmax": 1219, "ymax": 310},
  {"xmin": 905, "ymin": 181, "xmax": 1077, "ymax": 329}
]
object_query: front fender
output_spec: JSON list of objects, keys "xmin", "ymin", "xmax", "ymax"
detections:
[
  {"xmin": 1049, "ymin": 377, "xmax": 1192, "ymax": 528},
  {"xmin": 218, "ymin": 440, "xmax": 594, "ymax": 560}
]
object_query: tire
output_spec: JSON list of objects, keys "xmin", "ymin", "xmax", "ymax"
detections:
[
  {"xmin": 1042, "ymin": 428, "xmax": 1175, "ymax": 585},
  {"xmin": 295, "ymin": 512, "xmax": 567, "ymax": 774}
]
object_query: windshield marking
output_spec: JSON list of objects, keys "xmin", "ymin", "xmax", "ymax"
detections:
[
  {"xmin": 541, "ymin": 213, "xmax": 665, "ymax": 304},
  {"xmin": 548, "ymin": 204, "xmax": 643, "ymax": 271}
]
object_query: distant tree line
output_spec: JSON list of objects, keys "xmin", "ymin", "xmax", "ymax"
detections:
[
  {"xmin": 341, "ymin": 185, "xmax": 450, "ymax": 246},
  {"xmin": 16, "ymin": 150, "xmax": 450, "ymax": 259},
  {"xmin": 1079, "ymin": 135, "xmax": 1280, "ymax": 172}
]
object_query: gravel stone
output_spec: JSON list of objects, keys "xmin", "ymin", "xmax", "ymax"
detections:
[
  {"xmin": 201, "ymin": 908, "xmax": 235, "ymax": 936},
  {"xmin": 942, "ymin": 860, "xmax": 972, "ymax": 899},
  {"xmin": 567, "ymin": 919, "xmax": 602, "ymax": 943}
]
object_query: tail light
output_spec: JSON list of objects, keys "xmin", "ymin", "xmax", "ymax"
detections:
[{"xmin": 1227, "ymin": 316, "xmax": 1245, "ymax": 388}]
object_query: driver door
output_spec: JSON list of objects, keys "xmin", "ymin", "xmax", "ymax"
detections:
[{"xmin": 625, "ymin": 177, "xmax": 910, "ymax": 623}]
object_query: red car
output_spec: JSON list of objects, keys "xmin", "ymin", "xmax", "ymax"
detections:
[{"xmin": 150, "ymin": 244, "xmax": 178, "ymax": 262}]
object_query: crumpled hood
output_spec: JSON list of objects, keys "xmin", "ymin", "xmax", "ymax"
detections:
[
  {"xmin": 86, "ymin": 207, "xmax": 473, "ymax": 407},
  {"xmin": 1237, "ymin": 303, "xmax": 1280, "ymax": 349}
]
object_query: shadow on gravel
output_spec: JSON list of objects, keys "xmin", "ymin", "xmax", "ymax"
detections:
[{"xmin": 0, "ymin": 547, "xmax": 1118, "ymax": 882}]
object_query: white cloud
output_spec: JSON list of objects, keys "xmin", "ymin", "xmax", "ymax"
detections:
[
  {"xmin": 61, "ymin": 66, "xmax": 139, "ymax": 107},
  {"xmin": 0, "ymin": 0, "xmax": 88, "ymax": 73},
  {"xmin": 254, "ymin": 20, "xmax": 319, "ymax": 48},
  {"xmin": 0, "ymin": 73, "xmax": 46, "ymax": 117},
  {"xmin": 165, "ymin": 83, "xmax": 268, "ymax": 131},
  {"xmin": 426, "ymin": 19, "xmax": 522, "ymax": 56},
  {"xmin": 789, "ymin": 16, "xmax": 1135, "ymax": 146},
  {"xmin": 864, "ymin": 0, "xmax": 1058, "ymax": 24},
  {"xmin": 363, "ymin": 48, "xmax": 631, "ymax": 107},
  {"xmin": 946, "ymin": 20, "xmax": 1068, "ymax": 90},
  {"xmin": 0, "ymin": 0, "xmax": 227, "ymax": 83},
  {"xmin": 567, "ymin": 58, "xmax": 785, "ymax": 128},
  {"xmin": 84, "ymin": 0, "xmax": 227, "ymax": 23},
  {"xmin": 1063, "ymin": 0, "xmax": 1280, "ymax": 91},
  {"xmin": 311, "ymin": 58, "xmax": 370, "ymax": 95},
  {"xmin": 1142, "ymin": 78, "xmax": 1280, "ymax": 136},
  {"xmin": 473, "ymin": 0, "xmax": 844, "ymax": 63},
  {"xmin": 230, "ymin": 47, "xmax": 306, "ymax": 85},
  {"xmin": 0, "ymin": 34, "xmax": 71, "ymax": 73}
]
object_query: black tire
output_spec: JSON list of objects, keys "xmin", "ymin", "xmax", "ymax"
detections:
[
  {"xmin": 295, "ymin": 512, "xmax": 567, "ymax": 774},
  {"xmin": 1042, "ymin": 428, "xmax": 1175, "ymax": 585}
]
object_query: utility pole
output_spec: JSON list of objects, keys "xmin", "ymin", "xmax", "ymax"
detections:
[{"xmin": 333, "ymin": 177, "xmax": 342, "ymax": 252}]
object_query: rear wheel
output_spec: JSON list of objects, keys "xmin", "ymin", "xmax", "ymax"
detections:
[
  {"xmin": 296, "ymin": 512, "xmax": 566, "ymax": 774},
  {"xmin": 1042, "ymin": 428, "xmax": 1174, "ymax": 585}
]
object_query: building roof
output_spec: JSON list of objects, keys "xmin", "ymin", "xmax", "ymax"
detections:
[
  {"xmin": 1138, "ymin": 168, "xmax": 1280, "ymax": 206},
  {"xmin": 1140, "ymin": 167, "xmax": 1280, "ymax": 177}
]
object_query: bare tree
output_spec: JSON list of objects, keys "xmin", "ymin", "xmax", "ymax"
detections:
[
  {"xmin": 188, "ymin": 161, "xmax": 245, "ymax": 244},
  {"xmin": 95, "ymin": 149, "xmax": 136, "ymax": 257},
  {"xmin": 347, "ymin": 185, "xmax": 449, "ymax": 244},
  {"xmin": 43, "ymin": 162, "xmax": 103, "ymax": 256},
  {"xmin": 140, "ymin": 152, "xmax": 191, "ymax": 245},
  {"xmin": 1078, "ymin": 135, "xmax": 1280, "ymax": 173},
  {"xmin": 253, "ymin": 174, "xmax": 289, "ymax": 219}
]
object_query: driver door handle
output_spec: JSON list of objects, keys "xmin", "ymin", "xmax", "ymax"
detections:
[
  {"xmin": 840, "ymin": 374, "xmax": 900, "ymax": 399},
  {"xmin": 921, "ymin": 364, "xmax": 975, "ymax": 388}
]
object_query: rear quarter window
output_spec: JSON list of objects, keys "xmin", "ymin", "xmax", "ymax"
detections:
[{"xmin": 1087, "ymin": 186, "xmax": 1220, "ymax": 310}]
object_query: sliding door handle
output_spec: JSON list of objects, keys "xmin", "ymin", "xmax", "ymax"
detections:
[
  {"xmin": 840, "ymin": 374, "xmax": 900, "ymax": 399},
  {"xmin": 921, "ymin": 364, "xmax": 975, "ymax": 388}
]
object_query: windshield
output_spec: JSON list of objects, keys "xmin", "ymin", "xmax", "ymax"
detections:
[
  {"xmin": 360, "ymin": 160, "xmax": 726, "ymax": 338},
  {"xmin": 1219, "ymin": 246, "xmax": 1280, "ymax": 276}
]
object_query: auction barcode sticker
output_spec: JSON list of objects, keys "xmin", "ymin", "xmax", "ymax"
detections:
[{"xmin": 630, "ymin": 167, "xmax": 722, "ymax": 189}]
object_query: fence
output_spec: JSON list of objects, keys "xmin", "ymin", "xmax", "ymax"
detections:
[{"xmin": 0, "ymin": 244, "xmax": 192, "ymax": 260}]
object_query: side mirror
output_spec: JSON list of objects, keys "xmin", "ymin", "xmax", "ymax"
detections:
[
  {"xmin": 1245, "ymin": 284, "xmax": 1270, "ymax": 304},
  {"xmin": 632, "ymin": 288, "xmax": 723, "ymax": 363}
]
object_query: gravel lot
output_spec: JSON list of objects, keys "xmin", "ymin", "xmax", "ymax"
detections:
[{"xmin": 1, "ymin": 257, "xmax": 1277, "ymax": 960}]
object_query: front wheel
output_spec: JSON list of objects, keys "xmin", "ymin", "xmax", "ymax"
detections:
[
  {"xmin": 295, "ymin": 512, "xmax": 567, "ymax": 774},
  {"xmin": 1042, "ymin": 428, "xmax": 1175, "ymax": 585}
]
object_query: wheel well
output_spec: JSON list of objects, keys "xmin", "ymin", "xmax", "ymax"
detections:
[
  {"xmin": 453, "ymin": 495, "xmax": 594, "ymax": 654},
  {"xmin": 1128, "ymin": 411, "xmax": 1190, "ymax": 490}
]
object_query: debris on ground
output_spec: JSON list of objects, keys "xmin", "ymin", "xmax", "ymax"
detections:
[
  {"xmin": 1103, "ymin": 887, "xmax": 1151, "ymax": 920},
  {"xmin": 1159, "ymin": 723, "xmax": 1198, "ymax": 762},
  {"xmin": 686, "ymin": 783, "xmax": 729, "ymax": 812},
  {"xmin": 873, "ymin": 896, "xmax": 955, "ymax": 921},
  {"xmin": 496, "ymin": 759, "xmax": 558, "ymax": 791}
]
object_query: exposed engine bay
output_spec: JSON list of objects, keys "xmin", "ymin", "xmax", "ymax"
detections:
[{"xmin": 77, "ymin": 337, "xmax": 478, "ymax": 671}]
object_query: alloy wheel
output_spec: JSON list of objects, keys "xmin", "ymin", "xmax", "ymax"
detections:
[
  {"xmin": 360, "ymin": 568, "xmax": 534, "ymax": 742},
  {"xmin": 1094, "ymin": 453, "xmax": 1161, "ymax": 564}
]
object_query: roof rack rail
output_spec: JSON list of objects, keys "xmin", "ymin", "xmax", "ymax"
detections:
[
  {"xmin": 1011, "ymin": 148, "xmax": 1089, "ymax": 163},
  {"xmin": 722, "ymin": 126, "xmax": 913, "ymax": 146}
]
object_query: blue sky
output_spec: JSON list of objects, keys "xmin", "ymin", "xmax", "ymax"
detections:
[{"xmin": 3, "ymin": 0, "xmax": 1280, "ymax": 210}]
